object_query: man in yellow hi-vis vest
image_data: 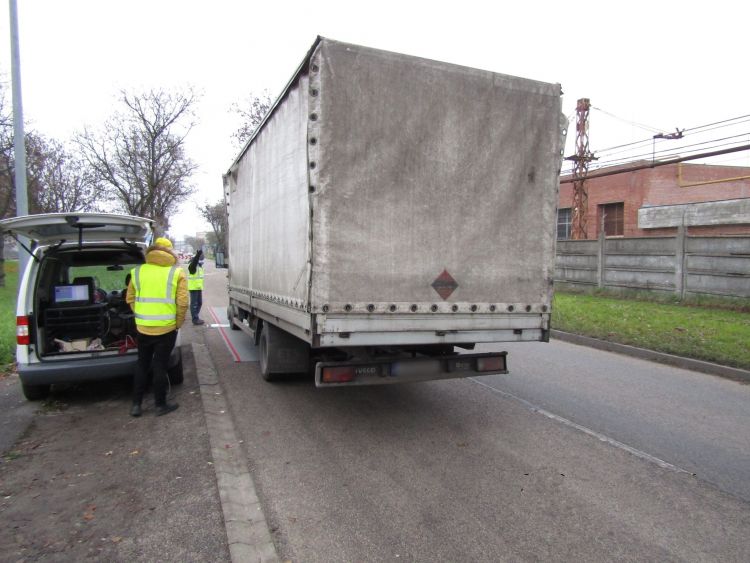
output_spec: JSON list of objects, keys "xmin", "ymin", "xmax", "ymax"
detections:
[
  {"xmin": 126, "ymin": 237, "xmax": 188, "ymax": 417},
  {"xmin": 187, "ymin": 248, "xmax": 205, "ymax": 325}
]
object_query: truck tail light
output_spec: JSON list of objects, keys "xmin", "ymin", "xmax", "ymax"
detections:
[
  {"xmin": 321, "ymin": 366, "xmax": 355, "ymax": 383},
  {"xmin": 476, "ymin": 355, "xmax": 506, "ymax": 372},
  {"xmin": 17, "ymin": 316, "xmax": 30, "ymax": 345}
]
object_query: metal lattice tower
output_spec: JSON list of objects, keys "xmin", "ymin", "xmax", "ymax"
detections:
[{"xmin": 567, "ymin": 98, "xmax": 595, "ymax": 239}]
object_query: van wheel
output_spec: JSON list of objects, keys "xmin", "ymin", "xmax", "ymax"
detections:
[
  {"xmin": 168, "ymin": 357, "xmax": 184, "ymax": 385},
  {"xmin": 22, "ymin": 383, "xmax": 51, "ymax": 401}
]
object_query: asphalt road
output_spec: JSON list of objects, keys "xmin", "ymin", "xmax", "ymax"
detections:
[
  {"xmin": 474, "ymin": 340, "xmax": 750, "ymax": 502},
  {"xmin": 203, "ymin": 263, "xmax": 750, "ymax": 561}
]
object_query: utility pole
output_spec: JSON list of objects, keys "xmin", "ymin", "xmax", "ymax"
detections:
[
  {"xmin": 9, "ymin": 0, "xmax": 30, "ymax": 275},
  {"xmin": 565, "ymin": 98, "xmax": 596, "ymax": 240}
]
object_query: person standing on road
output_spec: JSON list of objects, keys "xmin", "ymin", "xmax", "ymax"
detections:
[
  {"xmin": 127, "ymin": 237, "xmax": 188, "ymax": 417},
  {"xmin": 187, "ymin": 249, "xmax": 205, "ymax": 325}
]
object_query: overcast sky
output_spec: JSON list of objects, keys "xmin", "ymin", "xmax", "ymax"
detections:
[{"xmin": 2, "ymin": 0, "xmax": 748, "ymax": 238}]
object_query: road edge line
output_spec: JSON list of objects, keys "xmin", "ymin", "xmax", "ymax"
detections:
[{"xmin": 469, "ymin": 377, "xmax": 693, "ymax": 475}]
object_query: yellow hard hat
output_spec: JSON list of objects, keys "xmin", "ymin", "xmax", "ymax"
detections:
[{"xmin": 154, "ymin": 237, "xmax": 173, "ymax": 248}]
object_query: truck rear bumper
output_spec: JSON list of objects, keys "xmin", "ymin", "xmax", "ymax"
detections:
[{"xmin": 315, "ymin": 352, "xmax": 508, "ymax": 387}]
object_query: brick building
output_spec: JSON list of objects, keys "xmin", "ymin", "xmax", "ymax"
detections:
[{"xmin": 558, "ymin": 162, "xmax": 750, "ymax": 239}]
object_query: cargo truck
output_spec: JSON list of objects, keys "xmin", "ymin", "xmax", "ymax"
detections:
[{"xmin": 224, "ymin": 37, "xmax": 566, "ymax": 387}]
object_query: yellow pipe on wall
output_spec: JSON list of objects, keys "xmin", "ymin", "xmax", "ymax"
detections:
[{"xmin": 677, "ymin": 162, "xmax": 750, "ymax": 188}]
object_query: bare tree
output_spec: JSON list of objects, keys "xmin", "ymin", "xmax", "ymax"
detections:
[
  {"xmin": 0, "ymin": 80, "xmax": 15, "ymax": 221},
  {"xmin": 26, "ymin": 135, "xmax": 98, "ymax": 213},
  {"xmin": 204, "ymin": 230, "xmax": 218, "ymax": 250},
  {"xmin": 230, "ymin": 91, "xmax": 272, "ymax": 148},
  {"xmin": 199, "ymin": 200, "xmax": 228, "ymax": 252},
  {"xmin": 184, "ymin": 235, "xmax": 205, "ymax": 254},
  {"xmin": 76, "ymin": 88, "xmax": 199, "ymax": 234},
  {"xmin": 0, "ymin": 80, "xmax": 13, "ymax": 287}
]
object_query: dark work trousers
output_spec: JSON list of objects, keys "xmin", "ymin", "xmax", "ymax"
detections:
[
  {"xmin": 133, "ymin": 330, "xmax": 177, "ymax": 407},
  {"xmin": 189, "ymin": 290, "xmax": 203, "ymax": 322}
]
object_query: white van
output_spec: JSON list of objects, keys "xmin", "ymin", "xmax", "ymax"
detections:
[{"xmin": 1, "ymin": 213, "xmax": 182, "ymax": 400}]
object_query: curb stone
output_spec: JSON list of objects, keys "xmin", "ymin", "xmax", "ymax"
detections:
[
  {"xmin": 551, "ymin": 330, "xmax": 750, "ymax": 384},
  {"xmin": 192, "ymin": 342, "xmax": 279, "ymax": 562}
]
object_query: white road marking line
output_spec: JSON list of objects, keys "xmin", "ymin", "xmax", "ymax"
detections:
[{"xmin": 469, "ymin": 377, "xmax": 692, "ymax": 475}]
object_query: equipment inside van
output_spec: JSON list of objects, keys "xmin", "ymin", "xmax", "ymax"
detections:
[{"xmin": 53, "ymin": 283, "xmax": 92, "ymax": 306}]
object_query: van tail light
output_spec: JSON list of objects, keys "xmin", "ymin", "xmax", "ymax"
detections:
[{"xmin": 17, "ymin": 316, "xmax": 30, "ymax": 345}]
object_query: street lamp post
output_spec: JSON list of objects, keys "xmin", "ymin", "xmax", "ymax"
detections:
[{"xmin": 9, "ymin": 0, "xmax": 30, "ymax": 276}]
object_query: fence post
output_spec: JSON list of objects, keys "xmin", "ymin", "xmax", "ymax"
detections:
[
  {"xmin": 597, "ymin": 222, "xmax": 605, "ymax": 289},
  {"xmin": 675, "ymin": 224, "xmax": 686, "ymax": 299}
]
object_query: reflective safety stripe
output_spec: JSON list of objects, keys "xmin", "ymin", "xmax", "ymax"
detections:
[
  {"xmin": 133, "ymin": 265, "xmax": 141, "ymax": 293},
  {"xmin": 136, "ymin": 297, "xmax": 175, "ymax": 303},
  {"xmin": 135, "ymin": 313, "xmax": 177, "ymax": 321}
]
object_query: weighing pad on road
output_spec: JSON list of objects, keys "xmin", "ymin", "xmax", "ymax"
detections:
[{"xmin": 207, "ymin": 307, "xmax": 258, "ymax": 362}]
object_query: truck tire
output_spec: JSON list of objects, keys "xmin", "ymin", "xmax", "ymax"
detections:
[
  {"xmin": 22, "ymin": 382, "xmax": 51, "ymax": 401},
  {"xmin": 259, "ymin": 323, "xmax": 310, "ymax": 382},
  {"xmin": 259, "ymin": 324, "xmax": 280, "ymax": 381},
  {"xmin": 228, "ymin": 305, "xmax": 240, "ymax": 331}
]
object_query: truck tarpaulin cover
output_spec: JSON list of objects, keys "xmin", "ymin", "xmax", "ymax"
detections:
[{"xmin": 227, "ymin": 37, "xmax": 564, "ymax": 313}]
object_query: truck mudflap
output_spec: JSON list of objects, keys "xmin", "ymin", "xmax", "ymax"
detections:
[{"xmin": 315, "ymin": 352, "xmax": 508, "ymax": 387}]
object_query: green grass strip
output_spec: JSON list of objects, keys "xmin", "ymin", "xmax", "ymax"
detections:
[
  {"xmin": 1, "ymin": 261, "xmax": 19, "ymax": 368},
  {"xmin": 552, "ymin": 292, "xmax": 750, "ymax": 371}
]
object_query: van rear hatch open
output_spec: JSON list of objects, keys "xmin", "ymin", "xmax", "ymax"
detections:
[{"xmin": 1, "ymin": 212, "xmax": 152, "ymax": 248}]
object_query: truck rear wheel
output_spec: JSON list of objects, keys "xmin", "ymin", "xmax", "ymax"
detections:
[
  {"xmin": 228, "ymin": 305, "xmax": 241, "ymax": 331},
  {"xmin": 259, "ymin": 323, "xmax": 310, "ymax": 382}
]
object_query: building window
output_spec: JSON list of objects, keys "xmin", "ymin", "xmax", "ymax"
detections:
[
  {"xmin": 600, "ymin": 202, "xmax": 624, "ymax": 237},
  {"xmin": 557, "ymin": 208, "xmax": 572, "ymax": 240}
]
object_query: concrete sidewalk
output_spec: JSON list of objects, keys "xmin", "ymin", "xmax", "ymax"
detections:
[{"xmin": 0, "ymin": 326, "xmax": 230, "ymax": 561}]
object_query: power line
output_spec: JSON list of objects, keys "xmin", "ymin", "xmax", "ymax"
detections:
[
  {"xmin": 590, "ymin": 105, "xmax": 665, "ymax": 134},
  {"xmin": 565, "ymin": 110, "xmax": 750, "ymax": 157},
  {"xmin": 682, "ymin": 114, "xmax": 750, "ymax": 134},
  {"xmin": 560, "ymin": 143, "xmax": 750, "ymax": 184},
  {"xmin": 591, "ymin": 132, "xmax": 750, "ymax": 168}
]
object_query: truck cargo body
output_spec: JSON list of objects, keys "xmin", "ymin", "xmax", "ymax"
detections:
[{"xmin": 224, "ymin": 37, "xmax": 565, "ymax": 385}]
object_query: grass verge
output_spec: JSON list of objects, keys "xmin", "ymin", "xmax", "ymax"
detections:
[
  {"xmin": 552, "ymin": 291, "xmax": 750, "ymax": 371},
  {"xmin": 1, "ymin": 261, "xmax": 19, "ymax": 370}
]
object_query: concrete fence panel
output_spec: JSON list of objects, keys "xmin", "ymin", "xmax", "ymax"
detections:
[
  {"xmin": 604, "ymin": 268, "xmax": 676, "ymax": 290},
  {"xmin": 686, "ymin": 237, "xmax": 750, "ymax": 255},
  {"xmin": 605, "ymin": 237, "xmax": 675, "ymax": 254},
  {"xmin": 686, "ymin": 273, "xmax": 750, "ymax": 298},
  {"xmin": 554, "ymin": 235, "xmax": 750, "ymax": 299},
  {"xmin": 604, "ymin": 254, "xmax": 677, "ymax": 270}
]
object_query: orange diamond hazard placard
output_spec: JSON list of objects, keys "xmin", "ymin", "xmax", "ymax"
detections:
[{"xmin": 431, "ymin": 269, "xmax": 458, "ymax": 300}]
